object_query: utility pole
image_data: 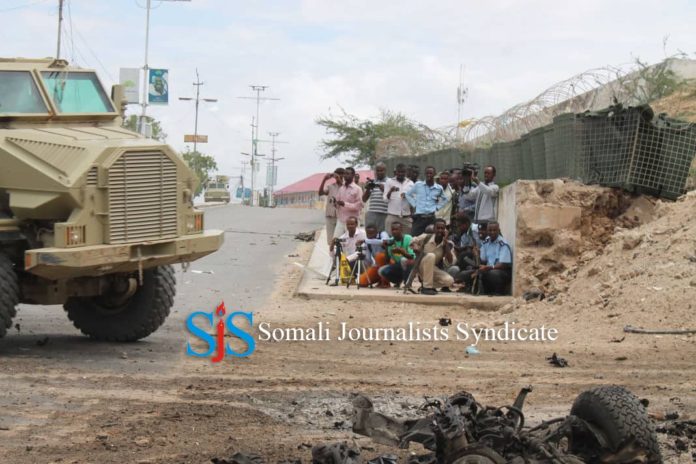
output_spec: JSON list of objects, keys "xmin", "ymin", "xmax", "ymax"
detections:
[
  {"xmin": 266, "ymin": 131, "xmax": 287, "ymax": 207},
  {"xmin": 56, "ymin": 0, "xmax": 64, "ymax": 59},
  {"xmin": 238, "ymin": 86, "xmax": 279, "ymax": 206},
  {"xmin": 138, "ymin": 0, "xmax": 191, "ymax": 135},
  {"xmin": 179, "ymin": 69, "xmax": 218, "ymax": 154}
]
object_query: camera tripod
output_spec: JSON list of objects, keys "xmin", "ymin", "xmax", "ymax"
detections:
[
  {"xmin": 346, "ymin": 246, "xmax": 367, "ymax": 290},
  {"xmin": 326, "ymin": 240, "xmax": 344, "ymax": 286}
]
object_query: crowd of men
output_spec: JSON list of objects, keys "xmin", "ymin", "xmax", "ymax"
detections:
[{"xmin": 318, "ymin": 163, "xmax": 512, "ymax": 296}]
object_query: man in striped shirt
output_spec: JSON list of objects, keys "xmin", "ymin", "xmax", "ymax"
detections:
[{"xmin": 361, "ymin": 162, "xmax": 389, "ymax": 232}]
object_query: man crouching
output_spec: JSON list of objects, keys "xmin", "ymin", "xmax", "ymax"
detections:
[{"xmin": 409, "ymin": 218, "xmax": 455, "ymax": 295}]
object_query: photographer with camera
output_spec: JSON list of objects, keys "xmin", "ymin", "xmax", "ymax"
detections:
[
  {"xmin": 319, "ymin": 167, "xmax": 345, "ymax": 246},
  {"xmin": 377, "ymin": 221, "xmax": 416, "ymax": 287},
  {"xmin": 333, "ymin": 167, "xmax": 364, "ymax": 239},
  {"xmin": 458, "ymin": 164, "xmax": 477, "ymax": 219},
  {"xmin": 357, "ymin": 224, "xmax": 390, "ymax": 288},
  {"xmin": 447, "ymin": 215, "xmax": 480, "ymax": 291},
  {"xmin": 383, "ymin": 163, "xmax": 414, "ymax": 235},
  {"xmin": 361, "ymin": 162, "xmax": 389, "ymax": 233},
  {"xmin": 463, "ymin": 165, "xmax": 499, "ymax": 225},
  {"xmin": 409, "ymin": 218, "xmax": 455, "ymax": 295},
  {"xmin": 406, "ymin": 166, "xmax": 444, "ymax": 236},
  {"xmin": 330, "ymin": 216, "xmax": 367, "ymax": 267}
]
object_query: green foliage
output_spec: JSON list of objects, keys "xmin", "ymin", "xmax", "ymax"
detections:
[
  {"xmin": 122, "ymin": 115, "xmax": 168, "ymax": 141},
  {"xmin": 316, "ymin": 109, "xmax": 439, "ymax": 166},
  {"xmin": 181, "ymin": 148, "xmax": 218, "ymax": 196},
  {"xmin": 618, "ymin": 57, "xmax": 687, "ymax": 105}
]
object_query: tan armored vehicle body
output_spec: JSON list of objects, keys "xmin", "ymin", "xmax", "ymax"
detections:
[{"xmin": 0, "ymin": 58, "xmax": 223, "ymax": 341}]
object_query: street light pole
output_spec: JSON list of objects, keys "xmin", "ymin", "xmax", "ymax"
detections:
[
  {"xmin": 238, "ymin": 86, "xmax": 279, "ymax": 206},
  {"xmin": 138, "ymin": 0, "xmax": 191, "ymax": 135},
  {"xmin": 267, "ymin": 131, "xmax": 286, "ymax": 207},
  {"xmin": 179, "ymin": 69, "xmax": 218, "ymax": 154},
  {"xmin": 56, "ymin": 0, "xmax": 64, "ymax": 59}
]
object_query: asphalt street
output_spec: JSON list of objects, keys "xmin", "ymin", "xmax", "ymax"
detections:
[{"xmin": 0, "ymin": 204, "xmax": 324, "ymax": 375}]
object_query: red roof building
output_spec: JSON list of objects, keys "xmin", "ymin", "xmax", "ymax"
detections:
[{"xmin": 275, "ymin": 169, "xmax": 373, "ymax": 208}]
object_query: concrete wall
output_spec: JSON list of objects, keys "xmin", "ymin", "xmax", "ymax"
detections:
[{"xmin": 497, "ymin": 183, "xmax": 518, "ymax": 294}]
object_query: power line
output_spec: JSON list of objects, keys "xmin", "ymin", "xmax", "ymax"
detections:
[{"xmin": 0, "ymin": 0, "xmax": 50, "ymax": 13}]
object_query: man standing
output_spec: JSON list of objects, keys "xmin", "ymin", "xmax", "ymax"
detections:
[
  {"xmin": 465, "ymin": 165, "xmax": 499, "ymax": 226},
  {"xmin": 406, "ymin": 166, "xmax": 444, "ymax": 236},
  {"xmin": 406, "ymin": 165, "xmax": 420, "ymax": 184},
  {"xmin": 383, "ymin": 163, "xmax": 414, "ymax": 235},
  {"xmin": 334, "ymin": 167, "xmax": 364, "ymax": 238},
  {"xmin": 434, "ymin": 171, "xmax": 454, "ymax": 227},
  {"xmin": 409, "ymin": 218, "xmax": 455, "ymax": 295},
  {"xmin": 460, "ymin": 222, "xmax": 511, "ymax": 295},
  {"xmin": 458, "ymin": 166, "xmax": 476, "ymax": 219},
  {"xmin": 378, "ymin": 221, "xmax": 415, "ymax": 287},
  {"xmin": 362, "ymin": 162, "xmax": 389, "ymax": 232},
  {"xmin": 318, "ymin": 168, "xmax": 345, "ymax": 246}
]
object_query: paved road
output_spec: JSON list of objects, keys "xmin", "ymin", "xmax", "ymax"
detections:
[{"xmin": 0, "ymin": 204, "xmax": 324, "ymax": 376}]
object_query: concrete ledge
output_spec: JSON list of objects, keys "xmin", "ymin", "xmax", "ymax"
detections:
[{"xmin": 293, "ymin": 229, "xmax": 513, "ymax": 311}]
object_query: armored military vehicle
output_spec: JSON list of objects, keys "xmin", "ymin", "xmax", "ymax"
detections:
[
  {"xmin": 0, "ymin": 58, "xmax": 224, "ymax": 341},
  {"xmin": 204, "ymin": 175, "xmax": 230, "ymax": 203}
]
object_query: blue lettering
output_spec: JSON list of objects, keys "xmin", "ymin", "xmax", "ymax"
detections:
[
  {"xmin": 186, "ymin": 311, "xmax": 216, "ymax": 357},
  {"xmin": 225, "ymin": 311, "xmax": 256, "ymax": 358}
]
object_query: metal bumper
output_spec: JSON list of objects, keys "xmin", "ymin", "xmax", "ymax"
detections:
[{"xmin": 24, "ymin": 230, "xmax": 224, "ymax": 280}]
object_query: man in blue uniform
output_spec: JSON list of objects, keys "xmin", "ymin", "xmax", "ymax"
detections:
[{"xmin": 461, "ymin": 222, "xmax": 512, "ymax": 295}]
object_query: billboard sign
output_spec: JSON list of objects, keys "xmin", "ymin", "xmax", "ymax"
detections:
[
  {"xmin": 119, "ymin": 68, "xmax": 140, "ymax": 104},
  {"xmin": 148, "ymin": 69, "xmax": 169, "ymax": 105}
]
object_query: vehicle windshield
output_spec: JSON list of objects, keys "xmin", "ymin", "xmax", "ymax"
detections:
[
  {"xmin": 0, "ymin": 71, "xmax": 49, "ymax": 114},
  {"xmin": 210, "ymin": 183, "xmax": 226, "ymax": 189},
  {"xmin": 41, "ymin": 71, "xmax": 114, "ymax": 113}
]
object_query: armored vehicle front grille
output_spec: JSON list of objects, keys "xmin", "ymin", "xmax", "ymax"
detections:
[{"xmin": 108, "ymin": 151, "xmax": 178, "ymax": 244}]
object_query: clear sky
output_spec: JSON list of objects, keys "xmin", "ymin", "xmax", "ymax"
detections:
[{"xmin": 2, "ymin": 0, "xmax": 695, "ymax": 188}]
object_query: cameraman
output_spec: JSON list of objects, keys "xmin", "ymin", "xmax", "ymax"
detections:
[
  {"xmin": 464, "ymin": 165, "xmax": 499, "ymax": 224},
  {"xmin": 361, "ymin": 162, "xmax": 389, "ymax": 232},
  {"xmin": 384, "ymin": 163, "xmax": 414, "ymax": 235},
  {"xmin": 447, "ymin": 216, "xmax": 479, "ymax": 290},
  {"xmin": 358, "ymin": 224, "xmax": 390, "ymax": 288},
  {"xmin": 330, "ymin": 216, "xmax": 367, "ymax": 268},
  {"xmin": 334, "ymin": 167, "xmax": 364, "ymax": 239},
  {"xmin": 409, "ymin": 218, "xmax": 455, "ymax": 295},
  {"xmin": 378, "ymin": 221, "xmax": 416, "ymax": 287},
  {"xmin": 318, "ymin": 167, "xmax": 345, "ymax": 245}
]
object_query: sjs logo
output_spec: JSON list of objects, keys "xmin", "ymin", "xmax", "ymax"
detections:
[{"xmin": 185, "ymin": 302, "xmax": 256, "ymax": 362}]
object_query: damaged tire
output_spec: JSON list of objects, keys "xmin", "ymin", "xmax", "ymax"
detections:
[
  {"xmin": 570, "ymin": 385, "xmax": 662, "ymax": 463},
  {"xmin": 64, "ymin": 265, "xmax": 175, "ymax": 342},
  {"xmin": 0, "ymin": 253, "xmax": 19, "ymax": 338}
]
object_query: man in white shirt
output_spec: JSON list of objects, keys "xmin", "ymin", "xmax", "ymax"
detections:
[
  {"xmin": 318, "ymin": 168, "xmax": 344, "ymax": 245},
  {"xmin": 383, "ymin": 163, "xmax": 414, "ymax": 235},
  {"xmin": 330, "ymin": 216, "xmax": 367, "ymax": 266},
  {"xmin": 435, "ymin": 170, "xmax": 454, "ymax": 226}
]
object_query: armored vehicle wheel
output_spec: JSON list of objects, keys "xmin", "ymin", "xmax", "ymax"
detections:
[
  {"xmin": 570, "ymin": 385, "xmax": 662, "ymax": 463},
  {"xmin": 0, "ymin": 253, "xmax": 19, "ymax": 338},
  {"xmin": 64, "ymin": 265, "xmax": 175, "ymax": 342}
]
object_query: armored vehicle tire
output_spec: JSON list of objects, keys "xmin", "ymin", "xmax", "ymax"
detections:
[
  {"xmin": 64, "ymin": 265, "xmax": 175, "ymax": 342},
  {"xmin": 570, "ymin": 385, "xmax": 662, "ymax": 463},
  {"xmin": 0, "ymin": 253, "xmax": 19, "ymax": 338}
]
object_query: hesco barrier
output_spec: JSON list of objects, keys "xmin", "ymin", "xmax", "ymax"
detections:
[{"xmin": 381, "ymin": 104, "xmax": 696, "ymax": 199}]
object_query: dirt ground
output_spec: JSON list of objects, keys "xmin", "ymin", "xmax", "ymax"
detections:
[{"xmin": 0, "ymin": 198, "xmax": 694, "ymax": 463}]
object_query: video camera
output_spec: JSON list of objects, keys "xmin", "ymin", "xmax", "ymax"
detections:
[
  {"xmin": 384, "ymin": 238, "xmax": 396, "ymax": 246},
  {"xmin": 462, "ymin": 163, "xmax": 480, "ymax": 176},
  {"xmin": 365, "ymin": 178, "xmax": 377, "ymax": 190}
]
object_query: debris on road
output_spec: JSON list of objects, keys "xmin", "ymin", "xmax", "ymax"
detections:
[
  {"xmin": 295, "ymin": 232, "xmax": 316, "ymax": 242},
  {"xmin": 437, "ymin": 317, "xmax": 451, "ymax": 327},
  {"xmin": 547, "ymin": 352, "xmax": 569, "ymax": 367},
  {"xmin": 192, "ymin": 269, "xmax": 216, "ymax": 275}
]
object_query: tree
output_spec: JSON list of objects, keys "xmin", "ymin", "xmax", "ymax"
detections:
[
  {"xmin": 316, "ymin": 109, "xmax": 438, "ymax": 166},
  {"xmin": 181, "ymin": 148, "xmax": 218, "ymax": 196},
  {"xmin": 122, "ymin": 115, "xmax": 168, "ymax": 141},
  {"xmin": 616, "ymin": 56, "xmax": 687, "ymax": 106}
]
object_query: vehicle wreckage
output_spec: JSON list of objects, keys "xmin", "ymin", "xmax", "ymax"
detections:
[{"xmin": 350, "ymin": 385, "xmax": 662, "ymax": 464}]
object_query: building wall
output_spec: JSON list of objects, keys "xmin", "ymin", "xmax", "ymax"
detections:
[{"xmin": 274, "ymin": 191, "xmax": 324, "ymax": 210}]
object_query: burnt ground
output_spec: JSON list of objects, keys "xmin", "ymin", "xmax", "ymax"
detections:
[{"xmin": 0, "ymin": 204, "xmax": 694, "ymax": 463}]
